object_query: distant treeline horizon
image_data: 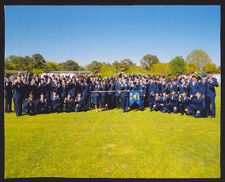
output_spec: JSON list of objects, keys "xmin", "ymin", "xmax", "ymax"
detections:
[{"xmin": 5, "ymin": 49, "xmax": 220, "ymax": 77}]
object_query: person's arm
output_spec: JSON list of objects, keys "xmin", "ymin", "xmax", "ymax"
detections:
[{"xmin": 213, "ymin": 78, "xmax": 219, "ymax": 87}]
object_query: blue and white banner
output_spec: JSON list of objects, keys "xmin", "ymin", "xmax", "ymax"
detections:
[{"xmin": 129, "ymin": 90, "xmax": 140, "ymax": 107}]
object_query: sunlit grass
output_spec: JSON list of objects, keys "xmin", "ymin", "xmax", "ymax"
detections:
[{"xmin": 5, "ymin": 87, "xmax": 220, "ymax": 178}]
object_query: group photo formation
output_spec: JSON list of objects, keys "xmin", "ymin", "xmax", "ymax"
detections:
[
  {"xmin": 5, "ymin": 71, "xmax": 219, "ymax": 118},
  {"xmin": 4, "ymin": 5, "xmax": 221, "ymax": 179}
]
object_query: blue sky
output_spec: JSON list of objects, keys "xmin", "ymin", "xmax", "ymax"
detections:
[{"xmin": 5, "ymin": 5, "xmax": 220, "ymax": 66}]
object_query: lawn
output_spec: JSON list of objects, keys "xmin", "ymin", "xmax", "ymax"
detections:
[{"xmin": 4, "ymin": 87, "xmax": 220, "ymax": 178}]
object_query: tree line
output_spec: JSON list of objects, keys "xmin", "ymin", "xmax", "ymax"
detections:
[{"xmin": 5, "ymin": 49, "xmax": 220, "ymax": 77}]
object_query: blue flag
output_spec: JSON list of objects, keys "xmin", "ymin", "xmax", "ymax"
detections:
[{"xmin": 129, "ymin": 90, "xmax": 140, "ymax": 107}]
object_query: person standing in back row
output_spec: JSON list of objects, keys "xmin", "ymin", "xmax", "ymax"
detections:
[
  {"xmin": 12, "ymin": 75, "xmax": 24, "ymax": 116},
  {"xmin": 206, "ymin": 71, "xmax": 219, "ymax": 118}
]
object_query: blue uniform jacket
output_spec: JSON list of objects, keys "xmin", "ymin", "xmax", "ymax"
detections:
[
  {"xmin": 12, "ymin": 81, "xmax": 24, "ymax": 101},
  {"xmin": 148, "ymin": 82, "xmax": 155, "ymax": 96},
  {"xmin": 189, "ymin": 81, "xmax": 200, "ymax": 96},
  {"xmin": 4, "ymin": 81, "xmax": 13, "ymax": 97},
  {"xmin": 138, "ymin": 83, "xmax": 147, "ymax": 97},
  {"xmin": 207, "ymin": 77, "xmax": 218, "ymax": 97},
  {"xmin": 121, "ymin": 82, "xmax": 129, "ymax": 97},
  {"xmin": 81, "ymin": 83, "xmax": 90, "ymax": 97},
  {"xmin": 115, "ymin": 81, "xmax": 122, "ymax": 97}
]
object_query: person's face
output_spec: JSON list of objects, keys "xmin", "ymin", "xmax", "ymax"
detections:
[
  {"xmin": 68, "ymin": 95, "xmax": 71, "ymax": 99},
  {"xmin": 191, "ymin": 77, "xmax": 196, "ymax": 82},
  {"xmin": 196, "ymin": 92, "xmax": 200, "ymax": 98},
  {"xmin": 17, "ymin": 76, "xmax": 21, "ymax": 82},
  {"xmin": 202, "ymin": 77, "xmax": 207, "ymax": 81},
  {"xmin": 207, "ymin": 73, "xmax": 212, "ymax": 78},
  {"xmin": 77, "ymin": 94, "xmax": 81, "ymax": 97},
  {"xmin": 40, "ymin": 95, "xmax": 44, "ymax": 99}
]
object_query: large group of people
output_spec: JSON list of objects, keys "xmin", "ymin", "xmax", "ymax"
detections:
[{"xmin": 4, "ymin": 71, "xmax": 219, "ymax": 118}]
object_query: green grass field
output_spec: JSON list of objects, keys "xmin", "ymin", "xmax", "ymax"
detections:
[{"xmin": 5, "ymin": 87, "xmax": 220, "ymax": 178}]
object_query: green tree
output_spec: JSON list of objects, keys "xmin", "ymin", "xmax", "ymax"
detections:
[
  {"xmin": 24, "ymin": 56, "xmax": 34, "ymax": 71},
  {"xmin": 100, "ymin": 64, "xmax": 116, "ymax": 77},
  {"xmin": 86, "ymin": 60, "xmax": 103, "ymax": 74},
  {"xmin": 31, "ymin": 53, "xmax": 46, "ymax": 69},
  {"xmin": 112, "ymin": 61, "xmax": 120, "ymax": 72},
  {"xmin": 203, "ymin": 63, "xmax": 218, "ymax": 73},
  {"xmin": 149, "ymin": 63, "xmax": 171, "ymax": 76},
  {"xmin": 140, "ymin": 54, "xmax": 159, "ymax": 70},
  {"xmin": 169, "ymin": 56, "xmax": 186, "ymax": 75},
  {"xmin": 78, "ymin": 65, "xmax": 85, "ymax": 71},
  {"xmin": 121, "ymin": 59, "xmax": 136, "ymax": 66},
  {"xmin": 31, "ymin": 68, "xmax": 44, "ymax": 75},
  {"xmin": 5, "ymin": 58, "xmax": 13, "ymax": 70},
  {"xmin": 5, "ymin": 55, "xmax": 26, "ymax": 70},
  {"xmin": 126, "ymin": 66, "xmax": 143, "ymax": 75},
  {"xmin": 112, "ymin": 59, "xmax": 134, "ymax": 73},
  {"xmin": 61, "ymin": 60, "xmax": 79, "ymax": 71},
  {"xmin": 186, "ymin": 49, "xmax": 212, "ymax": 70},
  {"xmin": 185, "ymin": 63, "xmax": 200, "ymax": 74},
  {"xmin": 45, "ymin": 61, "xmax": 59, "ymax": 71}
]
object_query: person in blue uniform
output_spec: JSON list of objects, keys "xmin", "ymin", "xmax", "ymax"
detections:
[
  {"xmin": 187, "ymin": 92, "xmax": 206, "ymax": 118},
  {"xmin": 93, "ymin": 79, "xmax": 102, "ymax": 112},
  {"xmin": 45, "ymin": 77, "xmax": 53, "ymax": 100},
  {"xmin": 148, "ymin": 77, "xmax": 155, "ymax": 111},
  {"xmin": 68, "ymin": 77, "xmax": 79, "ymax": 99},
  {"xmin": 74, "ymin": 93, "xmax": 84, "ymax": 112},
  {"xmin": 178, "ymin": 91, "xmax": 190, "ymax": 115},
  {"xmin": 12, "ymin": 76, "xmax": 24, "ymax": 116},
  {"xmin": 63, "ymin": 94, "xmax": 75, "ymax": 112},
  {"xmin": 178, "ymin": 77, "xmax": 188, "ymax": 94},
  {"xmin": 194, "ymin": 92, "xmax": 206, "ymax": 118},
  {"xmin": 153, "ymin": 92, "xmax": 161, "ymax": 111},
  {"xmin": 50, "ymin": 91, "xmax": 62, "ymax": 112},
  {"xmin": 206, "ymin": 71, "xmax": 219, "ymax": 118},
  {"xmin": 167, "ymin": 90, "xmax": 179, "ymax": 113},
  {"xmin": 138, "ymin": 79, "xmax": 146, "ymax": 111},
  {"xmin": 199, "ymin": 74, "xmax": 209, "ymax": 116},
  {"xmin": 121, "ymin": 77, "xmax": 129, "ymax": 112},
  {"xmin": 115, "ymin": 78, "xmax": 122, "ymax": 109},
  {"xmin": 80, "ymin": 78, "xmax": 90, "ymax": 111},
  {"xmin": 189, "ymin": 74, "xmax": 200, "ymax": 99},
  {"xmin": 108, "ymin": 79, "xmax": 116, "ymax": 109},
  {"xmin": 4, "ymin": 78, "xmax": 13, "ymax": 112},
  {"xmin": 30, "ymin": 78, "xmax": 39, "ymax": 100},
  {"xmin": 154, "ymin": 78, "xmax": 162, "ymax": 95},
  {"xmin": 35, "ymin": 93, "xmax": 48, "ymax": 114},
  {"xmin": 101, "ymin": 79, "xmax": 108, "ymax": 110},
  {"xmin": 61, "ymin": 79, "xmax": 68, "ymax": 99},
  {"xmin": 38, "ymin": 79, "xmax": 46, "ymax": 96},
  {"xmin": 23, "ymin": 93, "xmax": 36, "ymax": 115},
  {"xmin": 90, "ymin": 80, "xmax": 96, "ymax": 109},
  {"xmin": 160, "ymin": 92, "xmax": 169, "ymax": 113},
  {"xmin": 55, "ymin": 82, "xmax": 63, "ymax": 98}
]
